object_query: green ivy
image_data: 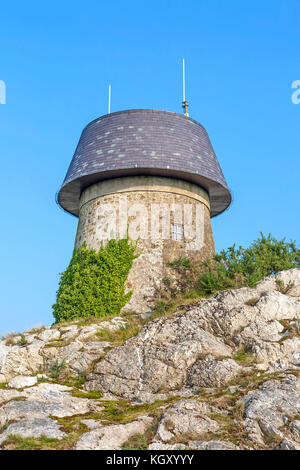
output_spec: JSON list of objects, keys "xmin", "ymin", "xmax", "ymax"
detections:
[{"xmin": 52, "ymin": 237, "xmax": 138, "ymax": 323}]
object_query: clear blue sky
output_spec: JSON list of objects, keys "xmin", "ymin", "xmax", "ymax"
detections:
[{"xmin": 0, "ymin": 0, "xmax": 299, "ymax": 334}]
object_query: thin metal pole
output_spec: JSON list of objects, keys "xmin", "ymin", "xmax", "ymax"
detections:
[
  {"xmin": 182, "ymin": 59, "xmax": 189, "ymax": 116},
  {"xmin": 108, "ymin": 84, "xmax": 111, "ymax": 114},
  {"xmin": 182, "ymin": 58, "xmax": 185, "ymax": 102}
]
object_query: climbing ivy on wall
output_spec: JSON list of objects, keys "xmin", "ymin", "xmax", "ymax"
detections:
[{"xmin": 52, "ymin": 237, "xmax": 138, "ymax": 323}]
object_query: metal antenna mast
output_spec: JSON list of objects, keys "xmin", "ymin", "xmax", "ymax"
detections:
[
  {"xmin": 108, "ymin": 84, "xmax": 111, "ymax": 114},
  {"xmin": 182, "ymin": 58, "xmax": 189, "ymax": 116}
]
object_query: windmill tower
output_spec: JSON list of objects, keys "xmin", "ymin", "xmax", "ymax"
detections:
[{"xmin": 57, "ymin": 68, "xmax": 231, "ymax": 312}]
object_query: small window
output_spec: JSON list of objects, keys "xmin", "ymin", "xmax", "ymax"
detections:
[{"xmin": 172, "ymin": 224, "xmax": 183, "ymax": 241}]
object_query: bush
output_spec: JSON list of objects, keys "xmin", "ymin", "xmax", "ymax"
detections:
[
  {"xmin": 169, "ymin": 233, "xmax": 299, "ymax": 298},
  {"xmin": 198, "ymin": 233, "xmax": 299, "ymax": 295},
  {"xmin": 52, "ymin": 237, "xmax": 138, "ymax": 323}
]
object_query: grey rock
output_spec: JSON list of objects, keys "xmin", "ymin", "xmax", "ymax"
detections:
[
  {"xmin": 0, "ymin": 270, "xmax": 299, "ymax": 450},
  {"xmin": 0, "ymin": 388, "xmax": 24, "ymax": 405},
  {"xmin": 85, "ymin": 316, "xmax": 231, "ymax": 399},
  {"xmin": 155, "ymin": 399, "xmax": 220, "ymax": 442},
  {"xmin": 8, "ymin": 375, "xmax": 38, "ymax": 389},
  {"xmin": 0, "ymin": 383, "xmax": 99, "ymax": 428},
  {"xmin": 43, "ymin": 340, "xmax": 111, "ymax": 376},
  {"xmin": 278, "ymin": 439, "xmax": 300, "ymax": 450},
  {"xmin": 68, "ymin": 341, "xmax": 111, "ymax": 375},
  {"xmin": 243, "ymin": 377, "xmax": 300, "ymax": 444},
  {"xmin": 85, "ymin": 269, "xmax": 300, "ymax": 399},
  {"xmin": 148, "ymin": 441, "xmax": 187, "ymax": 450},
  {"xmin": 0, "ymin": 417, "xmax": 66, "ymax": 444},
  {"xmin": 36, "ymin": 328, "xmax": 61, "ymax": 342},
  {"xmin": 76, "ymin": 416, "xmax": 153, "ymax": 450},
  {"xmin": 289, "ymin": 420, "xmax": 300, "ymax": 441},
  {"xmin": 187, "ymin": 355, "xmax": 242, "ymax": 388},
  {"xmin": 188, "ymin": 440, "xmax": 240, "ymax": 450}
]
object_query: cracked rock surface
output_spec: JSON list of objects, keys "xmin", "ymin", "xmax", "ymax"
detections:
[{"xmin": 0, "ymin": 269, "xmax": 299, "ymax": 450}]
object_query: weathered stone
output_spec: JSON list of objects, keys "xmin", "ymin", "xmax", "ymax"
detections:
[
  {"xmin": 187, "ymin": 355, "xmax": 242, "ymax": 388},
  {"xmin": 250, "ymin": 337, "xmax": 300, "ymax": 364},
  {"xmin": 155, "ymin": 399, "xmax": 220, "ymax": 442},
  {"xmin": 8, "ymin": 376, "xmax": 38, "ymax": 389},
  {"xmin": 289, "ymin": 420, "xmax": 300, "ymax": 441},
  {"xmin": 36, "ymin": 328, "xmax": 61, "ymax": 342},
  {"xmin": 76, "ymin": 416, "xmax": 153, "ymax": 450},
  {"xmin": 86, "ymin": 316, "xmax": 231, "ymax": 399},
  {"xmin": 0, "ymin": 388, "xmax": 24, "ymax": 405},
  {"xmin": 256, "ymin": 269, "xmax": 300, "ymax": 295},
  {"xmin": 59, "ymin": 325, "xmax": 79, "ymax": 342},
  {"xmin": 0, "ymin": 417, "xmax": 66, "ymax": 444},
  {"xmin": 85, "ymin": 269, "xmax": 300, "ymax": 400},
  {"xmin": 75, "ymin": 176, "xmax": 215, "ymax": 313},
  {"xmin": 43, "ymin": 340, "xmax": 111, "ymax": 376},
  {"xmin": 0, "ymin": 341, "xmax": 45, "ymax": 382},
  {"xmin": 68, "ymin": 341, "xmax": 112, "ymax": 375},
  {"xmin": 148, "ymin": 441, "xmax": 187, "ymax": 450},
  {"xmin": 0, "ymin": 383, "xmax": 99, "ymax": 428},
  {"xmin": 243, "ymin": 377, "xmax": 300, "ymax": 444},
  {"xmin": 278, "ymin": 439, "xmax": 300, "ymax": 450},
  {"xmin": 0, "ymin": 270, "xmax": 299, "ymax": 450},
  {"xmin": 241, "ymin": 319, "xmax": 284, "ymax": 342},
  {"xmin": 188, "ymin": 440, "xmax": 240, "ymax": 450}
]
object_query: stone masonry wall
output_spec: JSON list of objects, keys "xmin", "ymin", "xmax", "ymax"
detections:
[{"xmin": 75, "ymin": 176, "xmax": 215, "ymax": 312}]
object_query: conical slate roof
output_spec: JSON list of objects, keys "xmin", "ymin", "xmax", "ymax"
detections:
[{"xmin": 57, "ymin": 109, "xmax": 231, "ymax": 217}]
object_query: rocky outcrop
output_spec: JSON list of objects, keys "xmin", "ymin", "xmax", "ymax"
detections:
[
  {"xmin": 0, "ymin": 317, "xmax": 126, "ymax": 383},
  {"xmin": 85, "ymin": 269, "xmax": 300, "ymax": 402},
  {"xmin": 0, "ymin": 269, "xmax": 299, "ymax": 450}
]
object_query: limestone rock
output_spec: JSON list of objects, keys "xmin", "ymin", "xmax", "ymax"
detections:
[
  {"xmin": 36, "ymin": 328, "xmax": 61, "ymax": 342},
  {"xmin": 0, "ymin": 269, "xmax": 299, "ymax": 450},
  {"xmin": 0, "ymin": 417, "xmax": 66, "ymax": 444},
  {"xmin": 188, "ymin": 440, "xmax": 240, "ymax": 450},
  {"xmin": 0, "ymin": 383, "xmax": 99, "ymax": 428},
  {"xmin": 8, "ymin": 375, "xmax": 38, "ymax": 389},
  {"xmin": 76, "ymin": 416, "xmax": 153, "ymax": 450},
  {"xmin": 85, "ymin": 269, "xmax": 300, "ymax": 399},
  {"xmin": 278, "ymin": 439, "xmax": 300, "ymax": 450},
  {"xmin": 256, "ymin": 269, "xmax": 300, "ymax": 295},
  {"xmin": 0, "ymin": 341, "xmax": 45, "ymax": 382},
  {"xmin": 148, "ymin": 441, "xmax": 187, "ymax": 450},
  {"xmin": 155, "ymin": 399, "xmax": 220, "ymax": 442},
  {"xmin": 243, "ymin": 377, "xmax": 300, "ymax": 445},
  {"xmin": 187, "ymin": 355, "xmax": 242, "ymax": 388},
  {"xmin": 85, "ymin": 317, "xmax": 231, "ymax": 399},
  {"xmin": 0, "ymin": 388, "xmax": 24, "ymax": 405},
  {"xmin": 43, "ymin": 340, "xmax": 111, "ymax": 376}
]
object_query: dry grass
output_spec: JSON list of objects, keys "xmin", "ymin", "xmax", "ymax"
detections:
[
  {"xmin": 245, "ymin": 297, "xmax": 260, "ymax": 306},
  {"xmin": 96, "ymin": 315, "xmax": 146, "ymax": 345},
  {"xmin": 233, "ymin": 347, "xmax": 256, "ymax": 366},
  {"xmin": 275, "ymin": 279, "xmax": 295, "ymax": 295},
  {"xmin": 98, "ymin": 397, "xmax": 177, "ymax": 426}
]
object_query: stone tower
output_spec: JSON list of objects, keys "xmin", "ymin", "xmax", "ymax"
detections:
[{"xmin": 57, "ymin": 109, "xmax": 231, "ymax": 311}]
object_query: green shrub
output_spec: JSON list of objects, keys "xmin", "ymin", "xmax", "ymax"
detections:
[
  {"xmin": 168, "ymin": 233, "xmax": 299, "ymax": 299},
  {"xmin": 52, "ymin": 237, "xmax": 138, "ymax": 323},
  {"xmin": 198, "ymin": 233, "xmax": 299, "ymax": 295}
]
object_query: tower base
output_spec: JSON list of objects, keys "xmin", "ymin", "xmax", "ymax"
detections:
[{"xmin": 75, "ymin": 176, "xmax": 215, "ymax": 312}]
